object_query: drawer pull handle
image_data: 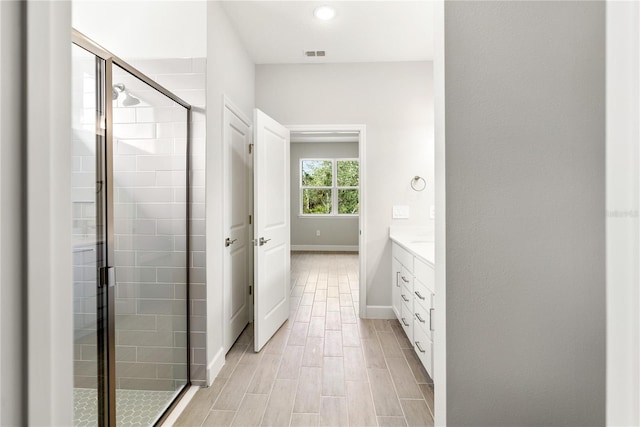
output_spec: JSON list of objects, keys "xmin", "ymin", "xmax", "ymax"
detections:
[
  {"xmin": 415, "ymin": 341, "xmax": 426, "ymax": 353},
  {"xmin": 396, "ymin": 272, "xmax": 401, "ymax": 287},
  {"xmin": 401, "ymin": 294, "xmax": 410, "ymax": 302},
  {"xmin": 401, "ymin": 318, "xmax": 410, "ymax": 327},
  {"xmin": 415, "ymin": 313, "xmax": 426, "ymax": 323},
  {"xmin": 429, "ymin": 308, "xmax": 434, "ymax": 331},
  {"xmin": 414, "ymin": 290, "xmax": 426, "ymax": 300},
  {"xmin": 401, "ymin": 275, "xmax": 410, "ymax": 283}
]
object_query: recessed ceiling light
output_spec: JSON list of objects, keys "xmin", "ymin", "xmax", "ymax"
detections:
[{"xmin": 314, "ymin": 6, "xmax": 336, "ymax": 21}]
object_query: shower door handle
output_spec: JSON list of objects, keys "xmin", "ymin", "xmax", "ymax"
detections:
[{"xmin": 99, "ymin": 266, "xmax": 116, "ymax": 288}]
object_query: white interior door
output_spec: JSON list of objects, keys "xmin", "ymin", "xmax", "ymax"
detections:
[
  {"xmin": 223, "ymin": 100, "xmax": 253, "ymax": 351},
  {"xmin": 253, "ymin": 109, "xmax": 290, "ymax": 352}
]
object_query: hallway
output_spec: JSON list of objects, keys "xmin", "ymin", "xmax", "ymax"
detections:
[{"xmin": 175, "ymin": 252, "xmax": 434, "ymax": 426}]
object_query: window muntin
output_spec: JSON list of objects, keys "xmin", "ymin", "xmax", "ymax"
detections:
[{"xmin": 300, "ymin": 158, "xmax": 359, "ymax": 216}]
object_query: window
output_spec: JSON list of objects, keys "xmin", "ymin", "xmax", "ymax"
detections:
[{"xmin": 300, "ymin": 158, "xmax": 359, "ymax": 216}]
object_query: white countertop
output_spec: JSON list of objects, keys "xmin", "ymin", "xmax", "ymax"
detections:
[{"xmin": 389, "ymin": 226, "xmax": 435, "ymax": 267}]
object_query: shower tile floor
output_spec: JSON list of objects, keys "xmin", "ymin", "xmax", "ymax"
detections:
[{"xmin": 74, "ymin": 388, "xmax": 178, "ymax": 426}]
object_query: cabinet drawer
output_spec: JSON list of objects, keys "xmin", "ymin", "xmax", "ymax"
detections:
[
  {"xmin": 399, "ymin": 288, "xmax": 412, "ymax": 310},
  {"xmin": 392, "ymin": 243, "xmax": 414, "ymax": 272},
  {"xmin": 400, "ymin": 301, "xmax": 414, "ymax": 342},
  {"xmin": 413, "ymin": 278, "xmax": 432, "ymax": 311},
  {"xmin": 413, "ymin": 323, "xmax": 433, "ymax": 378},
  {"xmin": 415, "ymin": 258, "xmax": 435, "ymax": 293},
  {"xmin": 413, "ymin": 297, "xmax": 433, "ymax": 340},
  {"xmin": 400, "ymin": 266, "xmax": 413, "ymax": 294}
]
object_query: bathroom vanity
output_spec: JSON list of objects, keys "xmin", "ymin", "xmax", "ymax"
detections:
[{"xmin": 389, "ymin": 227, "xmax": 435, "ymax": 378}]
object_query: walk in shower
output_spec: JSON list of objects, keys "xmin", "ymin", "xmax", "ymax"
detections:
[{"xmin": 72, "ymin": 31, "xmax": 191, "ymax": 426}]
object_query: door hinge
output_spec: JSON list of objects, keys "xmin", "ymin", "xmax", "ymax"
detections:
[
  {"xmin": 249, "ymin": 214, "xmax": 252, "ymax": 225},
  {"xmin": 249, "ymin": 143, "xmax": 254, "ymax": 154},
  {"xmin": 249, "ymin": 285, "xmax": 253, "ymax": 295}
]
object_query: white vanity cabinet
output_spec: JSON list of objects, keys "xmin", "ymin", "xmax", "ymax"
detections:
[
  {"xmin": 391, "ymin": 241, "xmax": 435, "ymax": 378},
  {"xmin": 412, "ymin": 257, "xmax": 435, "ymax": 374},
  {"xmin": 391, "ymin": 257, "xmax": 402, "ymax": 319}
]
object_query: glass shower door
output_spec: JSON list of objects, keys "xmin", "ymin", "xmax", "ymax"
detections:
[
  {"xmin": 111, "ymin": 64, "xmax": 189, "ymax": 426},
  {"xmin": 71, "ymin": 43, "xmax": 105, "ymax": 427},
  {"xmin": 72, "ymin": 30, "xmax": 191, "ymax": 426}
]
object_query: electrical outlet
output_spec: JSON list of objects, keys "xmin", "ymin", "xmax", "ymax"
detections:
[
  {"xmin": 392, "ymin": 205, "xmax": 410, "ymax": 219},
  {"xmin": 316, "ymin": 230, "xmax": 321, "ymax": 236},
  {"xmin": 430, "ymin": 205, "xmax": 435, "ymax": 219}
]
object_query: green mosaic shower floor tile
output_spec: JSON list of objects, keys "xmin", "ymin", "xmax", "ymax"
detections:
[{"xmin": 74, "ymin": 388, "xmax": 177, "ymax": 426}]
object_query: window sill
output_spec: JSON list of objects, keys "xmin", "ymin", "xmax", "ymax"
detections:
[{"xmin": 297, "ymin": 214, "xmax": 359, "ymax": 219}]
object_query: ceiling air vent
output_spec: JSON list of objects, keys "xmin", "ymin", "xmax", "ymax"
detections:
[{"xmin": 304, "ymin": 50, "xmax": 326, "ymax": 57}]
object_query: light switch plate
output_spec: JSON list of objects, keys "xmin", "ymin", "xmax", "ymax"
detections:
[{"xmin": 392, "ymin": 205, "xmax": 410, "ymax": 219}]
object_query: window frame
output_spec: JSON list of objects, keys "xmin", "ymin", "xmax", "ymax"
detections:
[{"xmin": 299, "ymin": 157, "xmax": 359, "ymax": 217}]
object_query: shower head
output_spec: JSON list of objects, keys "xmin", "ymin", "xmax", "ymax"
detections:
[
  {"xmin": 122, "ymin": 93, "xmax": 140, "ymax": 106},
  {"xmin": 112, "ymin": 83, "xmax": 140, "ymax": 106}
]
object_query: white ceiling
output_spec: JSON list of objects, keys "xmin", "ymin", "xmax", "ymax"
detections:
[{"xmin": 220, "ymin": 1, "xmax": 434, "ymax": 64}]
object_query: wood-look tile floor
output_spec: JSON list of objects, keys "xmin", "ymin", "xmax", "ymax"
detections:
[{"xmin": 175, "ymin": 252, "xmax": 434, "ymax": 427}]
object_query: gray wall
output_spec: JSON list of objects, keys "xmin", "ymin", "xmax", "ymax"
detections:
[
  {"xmin": 1, "ymin": 2, "xmax": 26, "ymax": 424},
  {"xmin": 444, "ymin": 2, "xmax": 605, "ymax": 425},
  {"xmin": 256, "ymin": 62, "xmax": 433, "ymax": 308},
  {"xmin": 291, "ymin": 142, "xmax": 359, "ymax": 248}
]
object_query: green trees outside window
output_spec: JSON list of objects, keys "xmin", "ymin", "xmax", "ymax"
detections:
[{"xmin": 301, "ymin": 159, "xmax": 359, "ymax": 215}]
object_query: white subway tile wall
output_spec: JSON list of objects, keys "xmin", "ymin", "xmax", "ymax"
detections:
[
  {"xmin": 115, "ymin": 61, "xmax": 189, "ymax": 393},
  {"xmin": 158, "ymin": 57, "xmax": 207, "ymax": 387},
  {"xmin": 72, "ymin": 58, "xmax": 207, "ymax": 394}
]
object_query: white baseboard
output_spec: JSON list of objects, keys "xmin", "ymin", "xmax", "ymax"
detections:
[
  {"xmin": 206, "ymin": 347, "xmax": 225, "ymax": 386},
  {"xmin": 291, "ymin": 245, "xmax": 358, "ymax": 252},
  {"xmin": 365, "ymin": 305, "xmax": 395, "ymax": 319}
]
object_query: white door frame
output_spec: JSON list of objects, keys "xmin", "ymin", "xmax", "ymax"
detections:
[
  {"xmin": 605, "ymin": 1, "xmax": 640, "ymax": 425},
  {"xmin": 286, "ymin": 124, "xmax": 367, "ymax": 318},
  {"xmin": 433, "ymin": 0, "xmax": 446, "ymax": 424}
]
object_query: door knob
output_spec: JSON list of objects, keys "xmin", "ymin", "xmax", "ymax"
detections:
[
  {"xmin": 259, "ymin": 237, "xmax": 271, "ymax": 246},
  {"xmin": 225, "ymin": 237, "xmax": 237, "ymax": 247}
]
